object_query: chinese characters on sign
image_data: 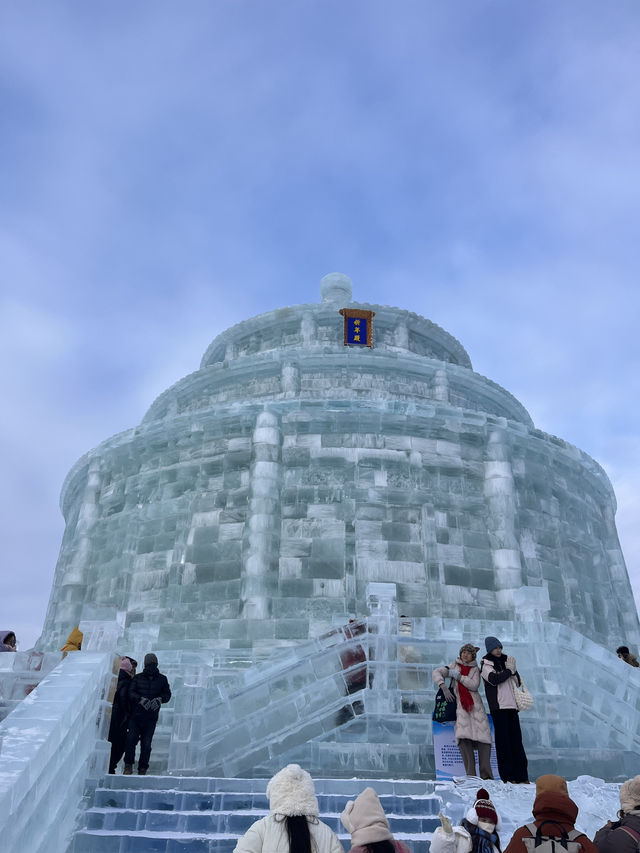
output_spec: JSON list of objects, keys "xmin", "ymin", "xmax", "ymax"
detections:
[{"xmin": 339, "ymin": 308, "xmax": 375, "ymax": 348}]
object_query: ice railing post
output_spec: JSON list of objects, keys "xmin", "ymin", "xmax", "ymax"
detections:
[{"xmin": 366, "ymin": 582, "xmax": 397, "ymax": 713}]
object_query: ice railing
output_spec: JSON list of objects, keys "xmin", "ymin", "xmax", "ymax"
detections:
[
  {"xmin": 168, "ymin": 611, "xmax": 640, "ymax": 778},
  {"xmin": 0, "ymin": 652, "xmax": 115, "ymax": 853},
  {"xmin": 0, "ymin": 649, "xmax": 63, "ymax": 723}
]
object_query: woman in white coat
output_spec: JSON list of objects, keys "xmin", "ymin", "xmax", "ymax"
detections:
[
  {"xmin": 430, "ymin": 789, "xmax": 502, "ymax": 853},
  {"xmin": 234, "ymin": 763, "xmax": 344, "ymax": 853},
  {"xmin": 432, "ymin": 644, "xmax": 493, "ymax": 779}
]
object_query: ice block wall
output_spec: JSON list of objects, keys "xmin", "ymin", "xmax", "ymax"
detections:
[
  {"xmin": 39, "ymin": 275, "xmax": 639, "ymax": 655},
  {"xmin": 167, "ymin": 612, "xmax": 640, "ymax": 781},
  {"xmin": 0, "ymin": 652, "xmax": 115, "ymax": 853}
]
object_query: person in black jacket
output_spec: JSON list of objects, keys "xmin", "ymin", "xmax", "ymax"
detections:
[
  {"xmin": 108, "ymin": 657, "xmax": 134, "ymax": 774},
  {"xmin": 123, "ymin": 652, "xmax": 171, "ymax": 775},
  {"xmin": 480, "ymin": 635, "xmax": 528, "ymax": 783}
]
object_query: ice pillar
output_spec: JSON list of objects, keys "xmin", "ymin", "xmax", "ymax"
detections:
[
  {"xmin": 240, "ymin": 410, "xmax": 283, "ymax": 620},
  {"xmin": 484, "ymin": 427, "xmax": 523, "ymax": 607}
]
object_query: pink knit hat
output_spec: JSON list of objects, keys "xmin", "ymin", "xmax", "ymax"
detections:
[{"xmin": 119, "ymin": 657, "xmax": 133, "ymax": 673}]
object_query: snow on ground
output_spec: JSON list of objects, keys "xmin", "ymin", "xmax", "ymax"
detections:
[{"xmin": 434, "ymin": 775, "xmax": 622, "ymax": 843}]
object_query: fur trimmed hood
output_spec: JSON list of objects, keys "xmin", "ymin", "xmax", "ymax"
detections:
[{"xmin": 266, "ymin": 764, "xmax": 319, "ymax": 817}]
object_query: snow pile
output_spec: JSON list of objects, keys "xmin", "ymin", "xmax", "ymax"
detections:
[{"xmin": 436, "ymin": 775, "xmax": 621, "ymax": 843}]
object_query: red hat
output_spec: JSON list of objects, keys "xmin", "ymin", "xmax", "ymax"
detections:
[{"xmin": 474, "ymin": 788, "xmax": 498, "ymax": 825}]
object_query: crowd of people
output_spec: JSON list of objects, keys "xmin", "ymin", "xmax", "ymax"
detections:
[
  {"xmin": 3, "ymin": 623, "xmax": 640, "ymax": 849},
  {"xmin": 234, "ymin": 764, "xmax": 640, "ymax": 853}
]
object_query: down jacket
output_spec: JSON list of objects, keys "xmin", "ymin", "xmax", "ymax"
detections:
[
  {"xmin": 593, "ymin": 811, "xmax": 640, "ymax": 852},
  {"xmin": 480, "ymin": 654, "xmax": 518, "ymax": 712},
  {"xmin": 430, "ymin": 804, "xmax": 502, "ymax": 853},
  {"xmin": 128, "ymin": 662, "xmax": 171, "ymax": 719},
  {"xmin": 432, "ymin": 659, "xmax": 491, "ymax": 745},
  {"xmin": 234, "ymin": 764, "xmax": 344, "ymax": 853},
  {"xmin": 504, "ymin": 792, "xmax": 597, "ymax": 853},
  {"xmin": 233, "ymin": 814, "xmax": 344, "ymax": 853}
]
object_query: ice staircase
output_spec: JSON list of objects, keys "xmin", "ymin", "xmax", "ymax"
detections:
[{"xmin": 69, "ymin": 775, "xmax": 445, "ymax": 853}]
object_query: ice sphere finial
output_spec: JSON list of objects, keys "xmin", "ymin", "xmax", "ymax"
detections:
[{"xmin": 320, "ymin": 272, "xmax": 352, "ymax": 304}]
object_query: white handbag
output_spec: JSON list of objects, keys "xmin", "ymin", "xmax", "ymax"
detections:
[{"xmin": 512, "ymin": 677, "xmax": 534, "ymax": 711}]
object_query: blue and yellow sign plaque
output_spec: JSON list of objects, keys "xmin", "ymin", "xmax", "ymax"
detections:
[{"xmin": 339, "ymin": 308, "xmax": 375, "ymax": 348}]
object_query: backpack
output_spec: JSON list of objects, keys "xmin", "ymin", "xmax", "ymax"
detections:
[
  {"xmin": 617, "ymin": 825, "xmax": 640, "ymax": 850},
  {"xmin": 522, "ymin": 821, "xmax": 584, "ymax": 852}
]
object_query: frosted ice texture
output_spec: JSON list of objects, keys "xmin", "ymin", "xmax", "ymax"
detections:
[
  {"xmin": 167, "ymin": 611, "xmax": 640, "ymax": 781},
  {"xmin": 39, "ymin": 286, "xmax": 639, "ymax": 656},
  {"xmin": 0, "ymin": 652, "xmax": 114, "ymax": 853},
  {"xmin": 31, "ymin": 279, "xmax": 640, "ymax": 780}
]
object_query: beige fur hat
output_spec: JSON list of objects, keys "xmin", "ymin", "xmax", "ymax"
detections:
[
  {"xmin": 620, "ymin": 776, "xmax": 640, "ymax": 813},
  {"xmin": 341, "ymin": 787, "xmax": 393, "ymax": 846},
  {"xmin": 266, "ymin": 764, "xmax": 319, "ymax": 817}
]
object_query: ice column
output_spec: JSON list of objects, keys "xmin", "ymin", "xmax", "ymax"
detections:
[
  {"xmin": 602, "ymin": 504, "xmax": 640, "ymax": 645},
  {"xmin": 484, "ymin": 427, "xmax": 523, "ymax": 607},
  {"xmin": 62, "ymin": 457, "xmax": 103, "ymax": 586},
  {"xmin": 432, "ymin": 369, "xmax": 449, "ymax": 403},
  {"xmin": 366, "ymin": 582, "xmax": 397, "ymax": 712},
  {"xmin": 241, "ymin": 410, "xmax": 283, "ymax": 620}
]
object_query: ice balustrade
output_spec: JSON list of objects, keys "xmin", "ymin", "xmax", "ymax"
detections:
[
  {"xmin": 168, "ymin": 614, "xmax": 640, "ymax": 780},
  {"xmin": 0, "ymin": 652, "xmax": 115, "ymax": 853},
  {"xmin": 0, "ymin": 649, "xmax": 62, "ymax": 723}
]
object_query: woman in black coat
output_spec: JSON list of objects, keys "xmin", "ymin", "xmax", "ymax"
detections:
[{"xmin": 108, "ymin": 657, "xmax": 134, "ymax": 774}]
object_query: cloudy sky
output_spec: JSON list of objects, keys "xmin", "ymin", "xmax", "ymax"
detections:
[{"xmin": 2, "ymin": 1, "xmax": 639, "ymax": 650}]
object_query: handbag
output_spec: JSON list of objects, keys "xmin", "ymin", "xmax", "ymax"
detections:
[
  {"xmin": 432, "ymin": 680, "xmax": 457, "ymax": 722},
  {"xmin": 512, "ymin": 676, "xmax": 534, "ymax": 711}
]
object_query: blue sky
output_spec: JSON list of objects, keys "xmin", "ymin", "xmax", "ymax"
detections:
[{"xmin": 2, "ymin": 1, "xmax": 639, "ymax": 649}]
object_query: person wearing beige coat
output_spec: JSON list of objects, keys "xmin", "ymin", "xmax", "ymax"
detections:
[
  {"xmin": 234, "ymin": 764, "xmax": 344, "ymax": 853},
  {"xmin": 433, "ymin": 644, "xmax": 493, "ymax": 779}
]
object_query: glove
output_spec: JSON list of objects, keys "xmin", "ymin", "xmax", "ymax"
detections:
[
  {"xmin": 438, "ymin": 812, "xmax": 453, "ymax": 834},
  {"xmin": 506, "ymin": 656, "xmax": 516, "ymax": 673},
  {"xmin": 150, "ymin": 697, "xmax": 161, "ymax": 711},
  {"xmin": 440, "ymin": 684, "xmax": 455, "ymax": 703},
  {"xmin": 448, "ymin": 669, "xmax": 460, "ymax": 681},
  {"xmin": 139, "ymin": 698, "xmax": 151, "ymax": 710}
]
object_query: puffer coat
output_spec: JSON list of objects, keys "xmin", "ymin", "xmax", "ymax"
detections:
[
  {"xmin": 593, "ymin": 811, "xmax": 640, "ymax": 852},
  {"xmin": 432, "ymin": 658, "xmax": 491, "ymax": 745}
]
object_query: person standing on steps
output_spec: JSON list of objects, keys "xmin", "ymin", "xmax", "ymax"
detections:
[
  {"xmin": 108, "ymin": 656, "xmax": 134, "ymax": 774},
  {"xmin": 233, "ymin": 763, "xmax": 343, "ymax": 853},
  {"xmin": 341, "ymin": 786, "xmax": 412, "ymax": 853},
  {"xmin": 480, "ymin": 636, "xmax": 528, "ymax": 784},
  {"xmin": 431, "ymin": 788, "xmax": 502, "ymax": 853},
  {"xmin": 123, "ymin": 652, "xmax": 171, "ymax": 775},
  {"xmin": 505, "ymin": 775, "xmax": 597, "ymax": 853},
  {"xmin": 432, "ymin": 643, "xmax": 494, "ymax": 780}
]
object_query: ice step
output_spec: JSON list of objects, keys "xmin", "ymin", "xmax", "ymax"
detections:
[
  {"xmin": 92, "ymin": 790, "xmax": 441, "ymax": 816},
  {"xmin": 69, "ymin": 776, "xmax": 442, "ymax": 853}
]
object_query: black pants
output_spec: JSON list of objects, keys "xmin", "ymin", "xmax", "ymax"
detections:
[
  {"xmin": 491, "ymin": 709, "xmax": 528, "ymax": 783},
  {"xmin": 108, "ymin": 725, "xmax": 127, "ymax": 773},
  {"xmin": 124, "ymin": 713, "xmax": 157, "ymax": 771}
]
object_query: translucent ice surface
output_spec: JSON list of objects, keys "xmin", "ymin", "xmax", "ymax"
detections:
[{"xmin": 0, "ymin": 652, "xmax": 114, "ymax": 853}]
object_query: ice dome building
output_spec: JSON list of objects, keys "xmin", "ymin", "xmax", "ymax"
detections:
[{"xmin": 36, "ymin": 273, "xmax": 640, "ymax": 779}]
